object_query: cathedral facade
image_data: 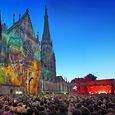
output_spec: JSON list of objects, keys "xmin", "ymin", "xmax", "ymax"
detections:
[
  {"xmin": 0, "ymin": 8, "xmax": 57, "ymax": 94},
  {"xmin": 0, "ymin": 8, "xmax": 68, "ymax": 94}
]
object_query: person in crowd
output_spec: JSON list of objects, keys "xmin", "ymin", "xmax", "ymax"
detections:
[
  {"xmin": 2, "ymin": 105, "xmax": 12, "ymax": 115},
  {"xmin": 0, "ymin": 94, "xmax": 115, "ymax": 115}
]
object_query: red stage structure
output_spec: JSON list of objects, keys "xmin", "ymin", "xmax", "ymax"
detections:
[{"xmin": 70, "ymin": 78, "xmax": 115, "ymax": 94}]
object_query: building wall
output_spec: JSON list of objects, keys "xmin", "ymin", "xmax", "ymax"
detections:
[
  {"xmin": 0, "ymin": 10, "xmax": 41, "ymax": 94},
  {"xmin": 0, "ymin": 85, "xmax": 19, "ymax": 95},
  {"xmin": 41, "ymin": 80, "xmax": 68, "ymax": 93}
]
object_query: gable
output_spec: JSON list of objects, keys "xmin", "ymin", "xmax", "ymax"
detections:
[{"xmin": 7, "ymin": 10, "xmax": 35, "ymax": 38}]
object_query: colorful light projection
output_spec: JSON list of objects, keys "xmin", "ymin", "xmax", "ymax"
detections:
[
  {"xmin": 0, "ymin": 30, "xmax": 40, "ymax": 94},
  {"xmin": 87, "ymin": 85, "xmax": 112, "ymax": 94},
  {"xmin": 70, "ymin": 79, "xmax": 114, "ymax": 94},
  {"xmin": 0, "ymin": 60, "xmax": 40, "ymax": 94}
]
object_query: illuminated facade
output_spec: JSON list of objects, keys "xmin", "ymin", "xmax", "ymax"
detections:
[
  {"xmin": 0, "ymin": 8, "xmax": 67, "ymax": 94},
  {"xmin": 0, "ymin": 9, "xmax": 41, "ymax": 94},
  {"xmin": 70, "ymin": 78, "xmax": 115, "ymax": 94}
]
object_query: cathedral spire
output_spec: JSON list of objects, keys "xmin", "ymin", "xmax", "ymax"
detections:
[
  {"xmin": 37, "ymin": 32, "xmax": 40, "ymax": 44},
  {"xmin": 19, "ymin": 14, "xmax": 21, "ymax": 20},
  {"xmin": 42, "ymin": 6, "xmax": 51, "ymax": 43},
  {"xmin": 37, "ymin": 32, "xmax": 40, "ymax": 42},
  {"xmin": 13, "ymin": 14, "xmax": 15, "ymax": 24},
  {"xmin": 26, "ymin": 8, "xmax": 29, "ymax": 14},
  {"xmin": 45, "ymin": 6, "xmax": 48, "ymax": 16},
  {"xmin": 41, "ymin": 6, "xmax": 56, "ymax": 80},
  {"xmin": 0, "ymin": 11, "xmax": 2, "ymax": 40}
]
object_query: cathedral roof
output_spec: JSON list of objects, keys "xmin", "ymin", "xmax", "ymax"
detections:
[
  {"xmin": 7, "ymin": 9, "xmax": 38, "ymax": 43},
  {"xmin": 55, "ymin": 76, "xmax": 65, "ymax": 82}
]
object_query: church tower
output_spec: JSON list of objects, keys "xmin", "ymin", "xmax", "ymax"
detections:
[
  {"xmin": 0, "ymin": 13, "xmax": 6, "ymax": 64},
  {"xmin": 41, "ymin": 7, "xmax": 56, "ymax": 80},
  {"xmin": 0, "ymin": 12, "xmax": 3, "ymax": 63},
  {"xmin": 0, "ymin": 12, "xmax": 2, "ymax": 39}
]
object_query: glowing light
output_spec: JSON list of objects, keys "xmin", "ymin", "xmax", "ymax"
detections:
[
  {"xmin": 87, "ymin": 85, "xmax": 111, "ymax": 94},
  {"xmin": 15, "ymin": 91, "xmax": 23, "ymax": 94},
  {"xmin": 72, "ymin": 85, "xmax": 77, "ymax": 90}
]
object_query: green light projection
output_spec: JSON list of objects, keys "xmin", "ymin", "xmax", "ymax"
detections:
[{"xmin": 0, "ymin": 14, "xmax": 41, "ymax": 94}]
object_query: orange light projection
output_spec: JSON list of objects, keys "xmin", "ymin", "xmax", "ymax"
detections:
[{"xmin": 87, "ymin": 85, "xmax": 112, "ymax": 94}]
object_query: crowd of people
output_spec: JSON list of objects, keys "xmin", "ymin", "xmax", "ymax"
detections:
[{"xmin": 0, "ymin": 93, "xmax": 115, "ymax": 115}]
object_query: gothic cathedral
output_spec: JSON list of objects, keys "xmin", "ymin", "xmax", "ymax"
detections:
[
  {"xmin": 41, "ymin": 7, "xmax": 56, "ymax": 81},
  {"xmin": 0, "ymin": 7, "xmax": 56, "ymax": 94}
]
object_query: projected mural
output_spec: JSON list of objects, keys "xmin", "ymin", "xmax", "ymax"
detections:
[
  {"xmin": 0, "ymin": 8, "xmax": 57, "ymax": 94},
  {"xmin": 0, "ymin": 9, "xmax": 41, "ymax": 94}
]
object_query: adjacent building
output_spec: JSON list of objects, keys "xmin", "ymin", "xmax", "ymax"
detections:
[{"xmin": 70, "ymin": 77, "xmax": 115, "ymax": 94}]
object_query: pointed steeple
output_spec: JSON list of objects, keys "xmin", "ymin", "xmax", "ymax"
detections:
[
  {"xmin": 45, "ymin": 6, "xmax": 48, "ymax": 16},
  {"xmin": 0, "ymin": 11, "xmax": 2, "ymax": 40},
  {"xmin": 19, "ymin": 14, "xmax": 21, "ymax": 20},
  {"xmin": 37, "ymin": 32, "xmax": 39, "ymax": 39},
  {"xmin": 37, "ymin": 32, "xmax": 40, "ymax": 44},
  {"xmin": 42, "ymin": 6, "xmax": 51, "ymax": 44},
  {"xmin": 13, "ymin": 14, "xmax": 15, "ymax": 24},
  {"xmin": 26, "ymin": 8, "xmax": 29, "ymax": 14}
]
